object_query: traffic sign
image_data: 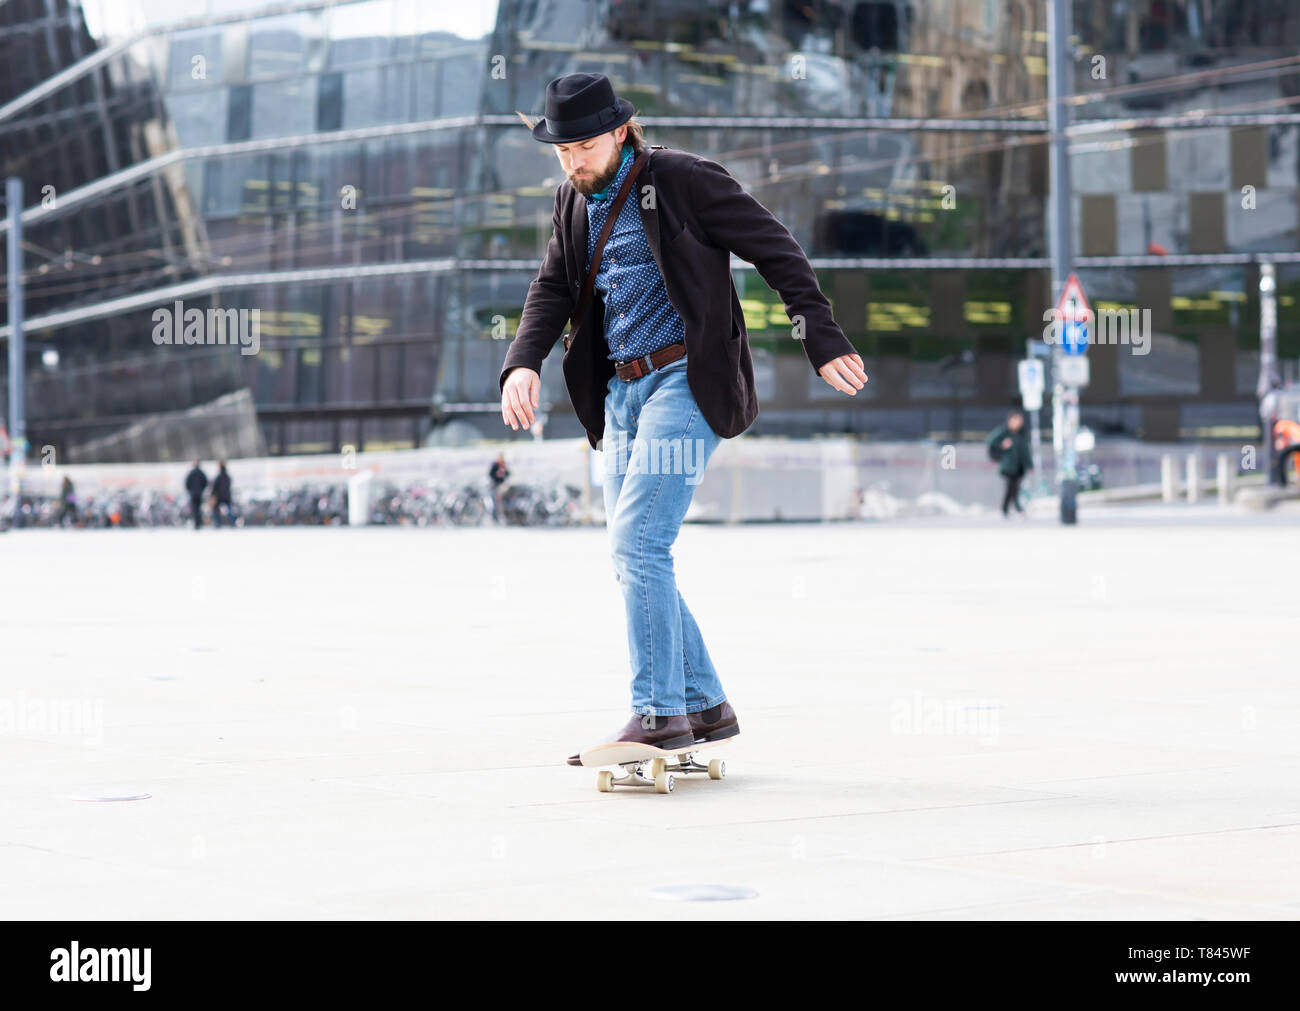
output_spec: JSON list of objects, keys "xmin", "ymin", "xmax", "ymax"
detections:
[
  {"xmin": 1055, "ymin": 272, "xmax": 1091, "ymax": 356},
  {"xmin": 1057, "ymin": 355, "xmax": 1090, "ymax": 387},
  {"xmin": 1018, "ymin": 359, "xmax": 1044, "ymax": 410},
  {"xmin": 1062, "ymin": 319, "xmax": 1088, "ymax": 355}
]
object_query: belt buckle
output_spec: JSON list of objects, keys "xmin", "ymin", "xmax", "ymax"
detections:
[
  {"xmin": 615, "ymin": 352, "xmax": 650, "ymax": 380},
  {"xmin": 617, "ymin": 343, "xmax": 680, "ymax": 380}
]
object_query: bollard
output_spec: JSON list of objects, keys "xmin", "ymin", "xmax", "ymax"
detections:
[
  {"xmin": 729, "ymin": 459, "xmax": 742, "ymax": 525},
  {"xmin": 583, "ymin": 443, "xmax": 597, "ymax": 525},
  {"xmin": 1161, "ymin": 454, "xmax": 1177, "ymax": 503},
  {"xmin": 1186, "ymin": 453, "xmax": 1200, "ymax": 504},
  {"xmin": 347, "ymin": 471, "xmax": 372, "ymax": 526},
  {"xmin": 1216, "ymin": 453, "xmax": 1232, "ymax": 506}
]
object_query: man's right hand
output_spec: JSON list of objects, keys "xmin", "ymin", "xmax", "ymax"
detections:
[{"xmin": 502, "ymin": 367, "xmax": 540, "ymax": 431}]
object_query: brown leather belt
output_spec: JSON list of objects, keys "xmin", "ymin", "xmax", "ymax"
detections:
[{"xmin": 613, "ymin": 340, "xmax": 686, "ymax": 381}]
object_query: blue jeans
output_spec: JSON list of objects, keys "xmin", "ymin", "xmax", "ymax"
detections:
[{"xmin": 601, "ymin": 353, "xmax": 727, "ymax": 717}]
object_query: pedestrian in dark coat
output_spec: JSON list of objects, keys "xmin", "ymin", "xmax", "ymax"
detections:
[
  {"xmin": 488, "ymin": 454, "xmax": 509, "ymax": 525},
  {"xmin": 184, "ymin": 460, "xmax": 208, "ymax": 530},
  {"xmin": 59, "ymin": 475, "xmax": 78, "ymax": 527},
  {"xmin": 986, "ymin": 411, "xmax": 1033, "ymax": 517},
  {"xmin": 211, "ymin": 461, "xmax": 234, "ymax": 527}
]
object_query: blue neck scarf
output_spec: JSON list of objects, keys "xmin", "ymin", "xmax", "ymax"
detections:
[{"xmin": 589, "ymin": 144, "xmax": 634, "ymax": 201}]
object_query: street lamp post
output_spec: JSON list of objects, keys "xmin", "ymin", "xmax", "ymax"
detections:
[
  {"xmin": 1047, "ymin": 0, "xmax": 1079, "ymax": 524},
  {"xmin": 1257, "ymin": 262, "xmax": 1280, "ymax": 485},
  {"xmin": 5, "ymin": 176, "xmax": 26, "ymax": 496}
]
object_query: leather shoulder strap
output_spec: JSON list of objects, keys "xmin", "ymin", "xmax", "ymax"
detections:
[{"xmin": 569, "ymin": 149, "xmax": 649, "ymax": 335}]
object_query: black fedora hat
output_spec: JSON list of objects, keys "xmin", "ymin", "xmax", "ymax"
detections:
[{"xmin": 532, "ymin": 72, "xmax": 634, "ymax": 144}]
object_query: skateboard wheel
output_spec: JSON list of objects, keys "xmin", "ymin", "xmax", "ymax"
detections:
[
  {"xmin": 596, "ymin": 771, "xmax": 615, "ymax": 792},
  {"xmin": 654, "ymin": 771, "xmax": 674, "ymax": 794},
  {"xmin": 708, "ymin": 759, "xmax": 725, "ymax": 780},
  {"xmin": 649, "ymin": 758, "xmax": 666, "ymax": 778}
]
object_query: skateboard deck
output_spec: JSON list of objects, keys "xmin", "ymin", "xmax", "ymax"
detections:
[{"xmin": 579, "ymin": 735, "xmax": 737, "ymax": 794}]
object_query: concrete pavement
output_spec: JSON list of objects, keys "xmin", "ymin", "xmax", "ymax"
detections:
[{"xmin": 2, "ymin": 512, "xmax": 1297, "ymax": 919}]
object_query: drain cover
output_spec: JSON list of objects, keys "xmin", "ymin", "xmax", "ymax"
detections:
[
  {"xmin": 650, "ymin": 884, "xmax": 757, "ymax": 902},
  {"xmin": 68, "ymin": 790, "xmax": 152, "ymax": 802}
]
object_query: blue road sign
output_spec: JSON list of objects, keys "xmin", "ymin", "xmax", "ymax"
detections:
[{"xmin": 1063, "ymin": 319, "xmax": 1088, "ymax": 355}]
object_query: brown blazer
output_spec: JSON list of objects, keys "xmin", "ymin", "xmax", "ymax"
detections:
[{"xmin": 499, "ymin": 146, "xmax": 857, "ymax": 450}]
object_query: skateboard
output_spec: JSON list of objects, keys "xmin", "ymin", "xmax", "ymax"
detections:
[{"xmin": 578, "ymin": 736, "xmax": 736, "ymax": 794}]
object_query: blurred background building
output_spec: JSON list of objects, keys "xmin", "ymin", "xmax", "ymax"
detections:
[{"xmin": 1, "ymin": 0, "xmax": 1297, "ymax": 462}]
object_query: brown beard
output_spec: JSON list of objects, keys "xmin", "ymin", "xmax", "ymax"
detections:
[{"xmin": 569, "ymin": 144, "xmax": 624, "ymax": 197}]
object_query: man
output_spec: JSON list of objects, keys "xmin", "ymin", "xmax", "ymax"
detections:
[
  {"xmin": 986, "ymin": 410, "xmax": 1033, "ymax": 517},
  {"xmin": 184, "ymin": 460, "xmax": 208, "ymax": 530},
  {"xmin": 211, "ymin": 461, "xmax": 234, "ymax": 527},
  {"xmin": 488, "ymin": 453, "xmax": 510, "ymax": 525},
  {"xmin": 499, "ymin": 73, "xmax": 867, "ymax": 763},
  {"xmin": 58, "ymin": 475, "xmax": 78, "ymax": 528}
]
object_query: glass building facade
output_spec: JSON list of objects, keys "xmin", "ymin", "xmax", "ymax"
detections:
[{"xmin": 0, "ymin": 0, "xmax": 1297, "ymax": 461}]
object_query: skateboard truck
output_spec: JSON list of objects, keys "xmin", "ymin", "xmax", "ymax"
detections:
[{"xmin": 579, "ymin": 739, "xmax": 734, "ymax": 794}]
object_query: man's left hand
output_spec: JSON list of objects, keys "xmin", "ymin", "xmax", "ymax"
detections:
[{"xmin": 818, "ymin": 353, "xmax": 868, "ymax": 395}]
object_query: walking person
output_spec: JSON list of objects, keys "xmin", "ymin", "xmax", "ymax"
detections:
[
  {"xmin": 58, "ymin": 475, "xmax": 78, "ymax": 527},
  {"xmin": 211, "ymin": 461, "xmax": 234, "ymax": 527},
  {"xmin": 986, "ymin": 410, "xmax": 1033, "ymax": 517},
  {"xmin": 184, "ymin": 460, "xmax": 208, "ymax": 530},
  {"xmin": 488, "ymin": 453, "xmax": 509, "ymax": 525},
  {"xmin": 498, "ymin": 73, "xmax": 867, "ymax": 762}
]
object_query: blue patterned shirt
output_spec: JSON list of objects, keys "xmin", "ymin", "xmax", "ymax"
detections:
[{"xmin": 585, "ymin": 143, "xmax": 687, "ymax": 363}]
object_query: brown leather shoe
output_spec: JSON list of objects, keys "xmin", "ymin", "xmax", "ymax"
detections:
[
  {"xmin": 687, "ymin": 701, "xmax": 740, "ymax": 743},
  {"xmin": 566, "ymin": 712, "xmax": 696, "ymax": 765}
]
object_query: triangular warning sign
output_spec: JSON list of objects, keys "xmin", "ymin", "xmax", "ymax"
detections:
[{"xmin": 1055, "ymin": 272, "xmax": 1091, "ymax": 322}]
